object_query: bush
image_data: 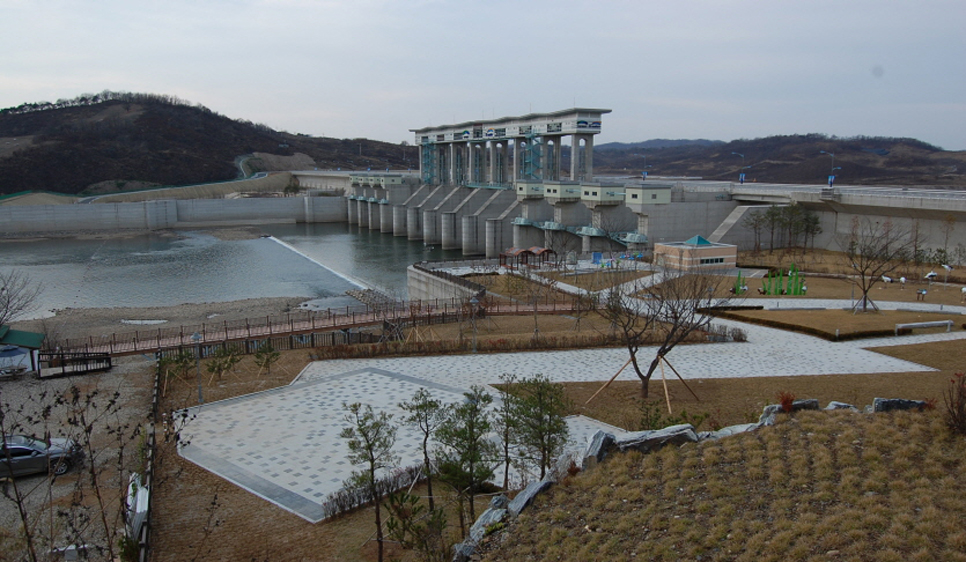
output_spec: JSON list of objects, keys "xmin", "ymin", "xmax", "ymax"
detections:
[
  {"xmin": 944, "ymin": 372, "xmax": 966, "ymax": 434},
  {"xmin": 776, "ymin": 391, "xmax": 796, "ymax": 413},
  {"xmin": 638, "ymin": 400, "xmax": 710, "ymax": 432}
]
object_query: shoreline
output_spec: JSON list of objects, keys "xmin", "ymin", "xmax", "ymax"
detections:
[
  {"xmin": 0, "ymin": 225, "xmax": 268, "ymax": 242},
  {"xmin": 12, "ymin": 296, "xmax": 312, "ymax": 343}
]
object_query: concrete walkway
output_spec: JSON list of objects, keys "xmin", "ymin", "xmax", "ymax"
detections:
[{"xmin": 178, "ymin": 299, "xmax": 966, "ymax": 522}]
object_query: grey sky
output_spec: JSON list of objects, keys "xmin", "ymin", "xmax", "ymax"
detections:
[{"xmin": 3, "ymin": 0, "xmax": 964, "ymax": 149}]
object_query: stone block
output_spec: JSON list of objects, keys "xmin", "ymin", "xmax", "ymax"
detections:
[
  {"xmin": 508, "ymin": 480, "xmax": 553, "ymax": 517},
  {"xmin": 581, "ymin": 430, "xmax": 615, "ymax": 470},
  {"xmin": 873, "ymin": 398, "xmax": 927, "ymax": 412},
  {"xmin": 825, "ymin": 401, "xmax": 858, "ymax": 411},
  {"xmin": 708, "ymin": 423, "xmax": 760, "ymax": 439},
  {"xmin": 613, "ymin": 424, "xmax": 698, "ymax": 454},
  {"xmin": 469, "ymin": 507, "xmax": 508, "ymax": 543}
]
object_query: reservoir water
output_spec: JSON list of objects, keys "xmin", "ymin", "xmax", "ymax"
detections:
[{"xmin": 0, "ymin": 223, "xmax": 464, "ymax": 317}]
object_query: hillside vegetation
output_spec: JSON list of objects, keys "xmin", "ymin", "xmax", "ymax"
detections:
[
  {"xmin": 479, "ymin": 408, "xmax": 966, "ymax": 562},
  {"xmin": 1, "ymin": 91, "xmax": 964, "ymax": 195},
  {"xmin": 0, "ymin": 92, "xmax": 414, "ymax": 195},
  {"xmin": 593, "ymin": 134, "xmax": 966, "ymax": 186}
]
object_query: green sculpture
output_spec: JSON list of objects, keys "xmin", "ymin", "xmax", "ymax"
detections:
[{"xmin": 761, "ymin": 264, "xmax": 805, "ymax": 296}]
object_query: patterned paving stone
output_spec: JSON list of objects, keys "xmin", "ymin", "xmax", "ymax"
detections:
[{"xmin": 179, "ymin": 299, "xmax": 966, "ymax": 522}]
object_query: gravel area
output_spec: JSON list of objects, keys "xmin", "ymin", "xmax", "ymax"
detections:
[{"xmin": 0, "ymin": 355, "xmax": 155, "ymax": 558}]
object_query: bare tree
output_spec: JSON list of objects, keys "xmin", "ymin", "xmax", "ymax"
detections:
[
  {"xmin": 741, "ymin": 209, "xmax": 766, "ymax": 255},
  {"xmin": 941, "ymin": 214, "xmax": 956, "ymax": 257},
  {"xmin": 839, "ymin": 217, "xmax": 914, "ymax": 312},
  {"xmin": 598, "ymin": 263, "xmax": 733, "ymax": 398},
  {"xmin": 910, "ymin": 219, "xmax": 928, "ymax": 271},
  {"xmin": 0, "ymin": 269, "xmax": 42, "ymax": 327},
  {"xmin": 543, "ymin": 229, "xmax": 581, "ymax": 263},
  {"xmin": 0, "ymin": 380, "xmax": 141, "ymax": 562},
  {"xmin": 509, "ymin": 266, "xmax": 560, "ymax": 340}
]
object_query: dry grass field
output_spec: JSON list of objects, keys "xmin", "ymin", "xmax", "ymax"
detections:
[
  {"xmin": 147, "ymin": 255, "xmax": 966, "ymax": 561},
  {"xmin": 478, "ymin": 407, "xmax": 966, "ymax": 562}
]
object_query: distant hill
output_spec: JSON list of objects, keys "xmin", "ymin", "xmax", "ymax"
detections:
[
  {"xmin": 0, "ymin": 92, "xmax": 414, "ymax": 195},
  {"xmin": 596, "ymin": 139, "xmax": 724, "ymax": 151},
  {"xmin": 592, "ymin": 134, "xmax": 966, "ymax": 186},
  {"xmin": 1, "ymin": 92, "xmax": 963, "ymax": 194}
]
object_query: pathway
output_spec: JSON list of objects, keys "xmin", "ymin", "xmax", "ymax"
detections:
[{"xmin": 177, "ymin": 299, "xmax": 966, "ymax": 522}]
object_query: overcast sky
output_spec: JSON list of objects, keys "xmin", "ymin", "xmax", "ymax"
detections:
[{"xmin": 3, "ymin": 0, "xmax": 964, "ymax": 150}]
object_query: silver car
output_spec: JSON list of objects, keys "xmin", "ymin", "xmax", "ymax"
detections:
[{"xmin": 1, "ymin": 435, "xmax": 83, "ymax": 477}]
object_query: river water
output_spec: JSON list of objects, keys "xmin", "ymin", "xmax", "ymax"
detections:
[{"xmin": 0, "ymin": 223, "xmax": 463, "ymax": 318}]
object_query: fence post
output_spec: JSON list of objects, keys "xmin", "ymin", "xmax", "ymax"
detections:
[{"xmin": 224, "ymin": 321, "xmax": 229, "ymax": 341}]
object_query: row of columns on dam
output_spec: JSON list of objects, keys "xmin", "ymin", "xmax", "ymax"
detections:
[
  {"xmin": 346, "ymin": 182, "xmax": 649, "ymax": 259},
  {"xmin": 346, "ymin": 194, "xmax": 511, "ymax": 258},
  {"xmin": 420, "ymin": 134, "xmax": 597, "ymax": 186}
]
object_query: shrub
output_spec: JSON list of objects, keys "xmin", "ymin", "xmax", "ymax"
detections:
[
  {"xmin": 944, "ymin": 372, "xmax": 966, "ymax": 435},
  {"xmin": 729, "ymin": 326, "xmax": 748, "ymax": 342},
  {"xmin": 776, "ymin": 391, "xmax": 796, "ymax": 413},
  {"xmin": 638, "ymin": 400, "xmax": 710, "ymax": 431}
]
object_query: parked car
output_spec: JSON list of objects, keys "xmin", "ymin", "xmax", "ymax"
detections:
[{"xmin": 1, "ymin": 434, "xmax": 83, "ymax": 477}]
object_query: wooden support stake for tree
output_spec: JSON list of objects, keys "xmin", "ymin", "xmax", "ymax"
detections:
[
  {"xmin": 661, "ymin": 356, "xmax": 701, "ymax": 402},
  {"xmin": 659, "ymin": 356, "xmax": 673, "ymax": 414},
  {"xmin": 585, "ymin": 357, "xmax": 633, "ymax": 405}
]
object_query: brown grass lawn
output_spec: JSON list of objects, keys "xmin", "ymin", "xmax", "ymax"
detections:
[
  {"xmin": 738, "ymin": 248, "xmax": 966, "ymax": 283},
  {"xmin": 539, "ymin": 268, "xmax": 652, "ymax": 291},
  {"xmin": 478, "ymin": 407, "xmax": 966, "ymax": 562},
  {"xmin": 149, "ymin": 259, "xmax": 966, "ymax": 561},
  {"xmin": 726, "ymin": 309, "xmax": 965, "ymax": 338},
  {"xmin": 711, "ymin": 272, "xmax": 966, "ymax": 305}
]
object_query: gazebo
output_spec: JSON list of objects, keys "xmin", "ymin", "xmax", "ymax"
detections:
[{"xmin": 499, "ymin": 246, "xmax": 557, "ymax": 269}]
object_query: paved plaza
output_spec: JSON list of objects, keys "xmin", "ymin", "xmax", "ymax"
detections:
[{"xmin": 178, "ymin": 299, "xmax": 966, "ymax": 522}]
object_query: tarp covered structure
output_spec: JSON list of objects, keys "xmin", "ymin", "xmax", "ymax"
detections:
[{"xmin": 0, "ymin": 325, "xmax": 45, "ymax": 373}]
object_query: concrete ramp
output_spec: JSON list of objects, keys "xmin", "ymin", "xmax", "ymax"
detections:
[{"xmin": 708, "ymin": 205, "xmax": 776, "ymax": 243}]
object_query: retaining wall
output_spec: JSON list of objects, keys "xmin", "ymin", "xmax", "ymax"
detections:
[{"xmin": 0, "ymin": 196, "xmax": 346, "ymax": 235}]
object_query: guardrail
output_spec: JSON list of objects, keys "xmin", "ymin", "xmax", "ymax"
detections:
[{"xmin": 44, "ymin": 297, "xmax": 580, "ymax": 356}]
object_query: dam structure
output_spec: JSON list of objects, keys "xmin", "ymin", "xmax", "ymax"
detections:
[
  {"xmin": 338, "ymin": 108, "xmax": 966, "ymax": 261},
  {"xmin": 344, "ymin": 108, "xmax": 649, "ymax": 259},
  {"xmin": 3, "ymin": 107, "xmax": 966, "ymax": 266}
]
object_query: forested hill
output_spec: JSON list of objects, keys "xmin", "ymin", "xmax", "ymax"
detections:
[
  {"xmin": 0, "ymin": 92, "xmax": 414, "ymax": 195},
  {"xmin": 593, "ymin": 134, "xmax": 966, "ymax": 186},
  {"xmin": 1, "ymin": 92, "xmax": 963, "ymax": 195}
]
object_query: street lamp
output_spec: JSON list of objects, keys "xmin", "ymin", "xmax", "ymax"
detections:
[
  {"xmin": 469, "ymin": 296, "xmax": 479, "ymax": 354},
  {"xmin": 820, "ymin": 151, "xmax": 840, "ymax": 187},
  {"xmin": 191, "ymin": 332, "xmax": 204, "ymax": 404},
  {"xmin": 731, "ymin": 152, "xmax": 746, "ymax": 184},
  {"xmin": 819, "ymin": 150, "xmax": 835, "ymax": 172}
]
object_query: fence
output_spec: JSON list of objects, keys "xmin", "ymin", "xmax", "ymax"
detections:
[
  {"xmin": 38, "ymin": 351, "xmax": 112, "ymax": 378},
  {"xmin": 44, "ymin": 297, "xmax": 581, "ymax": 357}
]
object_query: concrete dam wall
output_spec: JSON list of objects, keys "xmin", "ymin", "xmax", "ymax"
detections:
[{"xmin": 0, "ymin": 196, "xmax": 347, "ymax": 235}]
